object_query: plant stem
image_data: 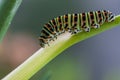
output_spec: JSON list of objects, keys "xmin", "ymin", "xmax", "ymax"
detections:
[
  {"xmin": 0, "ymin": 0, "xmax": 22, "ymax": 42},
  {"xmin": 2, "ymin": 15, "xmax": 120, "ymax": 80}
]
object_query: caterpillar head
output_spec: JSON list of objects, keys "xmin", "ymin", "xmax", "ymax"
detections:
[
  {"xmin": 39, "ymin": 37, "xmax": 45, "ymax": 48},
  {"xmin": 107, "ymin": 11, "xmax": 115, "ymax": 22}
]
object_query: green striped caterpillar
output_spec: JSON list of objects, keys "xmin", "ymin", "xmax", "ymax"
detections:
[{"xmin": 39, "ymin": 10, "xmax": 115, "ymax": 47}]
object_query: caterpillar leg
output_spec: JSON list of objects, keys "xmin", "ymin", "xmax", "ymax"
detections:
[
  {"xmin": 61, "ymin": 29, "xmax": 65, "ymax": 34},
  {"xmin": 51, "ymin": 32, "xmax": 58, "ymax": 40},
  {"xmin": 54, "ymin": 35, "xmax": 57, "ymax": 39},
  {"xmin": 92, "ymin": 24, "xmax": 100, "ymax": 29},
  {"xmin": 74, "ymin": 29, "xmax": 81, "ymax": 34},
  {"xmin": 69, "ymin": 28, "xmax": 79, "ymax": 34},
  {"xmin": 83, "ymin": 26, "xmax": 90, "ymax": 32}
]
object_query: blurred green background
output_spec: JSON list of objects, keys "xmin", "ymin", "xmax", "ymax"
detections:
[{"xmin": 0, "ymin": 0, "xmax": 120, "ymax": 80}]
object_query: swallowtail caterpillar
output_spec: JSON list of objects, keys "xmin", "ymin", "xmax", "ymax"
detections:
[{"xmin": 39, "ymin": 10, "xmax": 115, "ymax": 47}]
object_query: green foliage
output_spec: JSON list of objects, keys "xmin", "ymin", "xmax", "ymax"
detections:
[{"xmin": 0, "ymin": 0, "xmax": 22, "ymax": 42}]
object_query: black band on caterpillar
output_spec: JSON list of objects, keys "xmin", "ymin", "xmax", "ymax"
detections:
[{"xmin": 39, "ymin": 10, "xmax": 115, "ymax": 47}]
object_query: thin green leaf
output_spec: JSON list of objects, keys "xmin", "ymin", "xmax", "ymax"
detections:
[{"xmin": 0, "ymin": 0, "xmax": 22, "ymax": 42}]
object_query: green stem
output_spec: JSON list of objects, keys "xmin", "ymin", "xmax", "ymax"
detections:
[
  {"xmin": 0, "ymin": 0, "xmax": 22, "ymax": 42},
  {"xmin": 2, "ymin": 15, "xmax": 120, "ymax": 80}
]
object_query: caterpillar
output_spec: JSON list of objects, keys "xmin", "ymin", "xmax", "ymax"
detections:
[{"xmin": 39, "ymin": 10, "xmax": 115, "ymax": 47}]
